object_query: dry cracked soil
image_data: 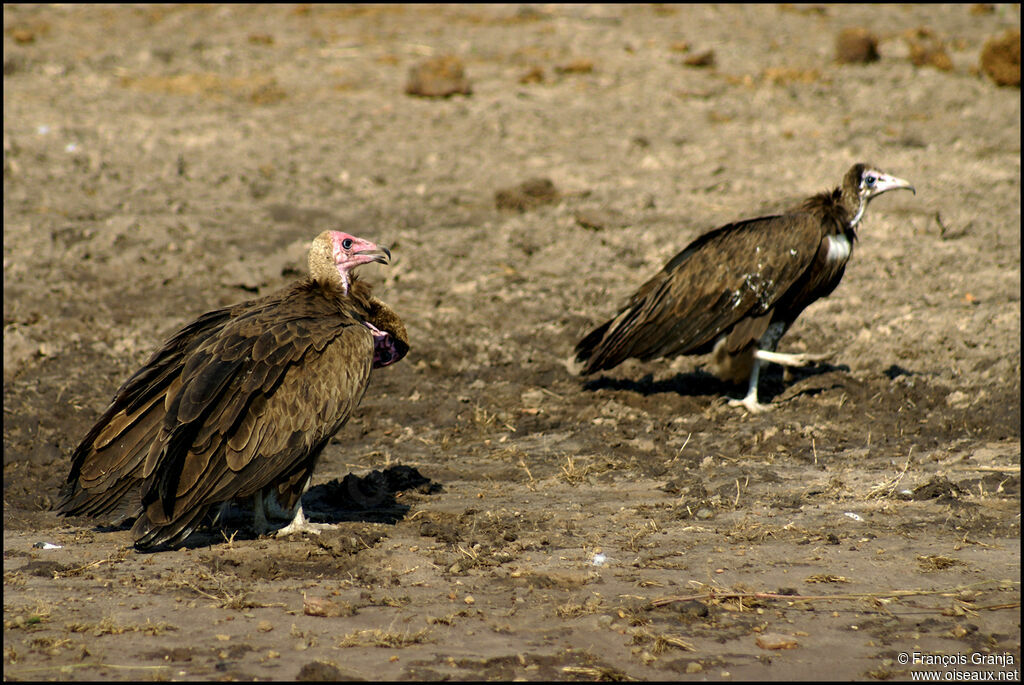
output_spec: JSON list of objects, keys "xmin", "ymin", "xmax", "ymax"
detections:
[{"xmin": 3, "ymin": 4, "xmax": 1021, "ymax": 682}]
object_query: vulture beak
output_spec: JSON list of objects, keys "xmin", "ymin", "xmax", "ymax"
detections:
[
  {"xmin": 868, "ymin": 171, "xmax": 915, "ymax": 198},
  {"xmin": 355, "ymin": 245, "xmax": 391, "ymax": 265}
]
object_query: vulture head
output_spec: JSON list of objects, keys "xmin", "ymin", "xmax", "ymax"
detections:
[
  {"xmin": 844, "ymin": 163, "xmax": 916, "ymax": 227},
  {"xmin": 308, "ymin": 230, "xmax": 392, "ymax": 294}
]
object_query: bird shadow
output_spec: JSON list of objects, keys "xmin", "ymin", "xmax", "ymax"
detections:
[
  {"xmin": 582, "ymin": 361, "xmax": 850, "ymax": 404},
  {"xmin": 301, "ymin": 464, "xmax": 442, "ymax": 526},
  {"xmin": 131, "ymin": 465, "xmax": 442, "ymax": 552}
]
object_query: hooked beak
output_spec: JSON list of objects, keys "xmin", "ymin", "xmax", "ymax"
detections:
[
  {"xmin": 356, "ymin": 245, "xmax": 391, "ymax": 265},
  {"xmin": 871, "ymin": 172, "xmax": 915, "ymax": 198}
]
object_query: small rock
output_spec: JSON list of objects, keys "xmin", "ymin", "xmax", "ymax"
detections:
[
  {"xmin": 683, "ymin": 50, "xmax": 715, "ymax": 67},
  {"xmin": 911, "ymin": 476, "xmax": 962, "ymax": 501},
  {"xmin": 575, "ymin": 208, "xmax": 628, "ymax": 231},
  {"xmin": 519, "ymin": 66, "xmax": 545, "ymax": 84},
  {"xmin": 756, "ymin": 632, "xmax": 799, "ymax": 650},
  {"xmin": 297, "ymin": 660, "xmax": 355, "ymax": 681},
  {"xmin": 980, "ymin": 29, "xmax": 1020, "ymax": 87},
  {"xmin": 835, "ymin": 27, "xmax": 879, "ymax": 64},
  {"xmin": 665, "ymin": 599, "xmax": 709, "ymax": 619},
  {"xmin": 694, "ymin": 507, "xmax": 714, "ymax": 520},
  {"xmin": 303, "ymin": 595, "xmax": 356, "ymax": 618},
  {"xmin": 495, "ymin": 177, "xmax": 559, "ymax": 211},
  {"xmin": 945, "ymin": 390, "xmax": 970, "ymax": 408},
  {"xmin": 904, "ymin": 27, "xmax": 953, "ymax": 72},
  {"xmin": 405, "ymin": 55, "xmax": 472, "ymax": 98},
  {"xmin": 11, "ymin": 28, "xmax": 36, "ymax": 45},
  {"xmin": 516, "ymin": 568, "xmax": 594, "ymax": 589},
  {"xmin": 555, "ymin": 58, "xmax": 594, "ymax": 74}
]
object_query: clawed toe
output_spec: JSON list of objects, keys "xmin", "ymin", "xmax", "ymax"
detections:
[
  {"xmin": 273, "ymin": 521, "xmax": 330, "ymax": 537},
  {"xmin": 728, "ymin": 396, "xmax": 773, "ymax": 413}
]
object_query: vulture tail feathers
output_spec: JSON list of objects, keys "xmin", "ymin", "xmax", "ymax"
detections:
[
  {"xmin": 573, "ymin": 318, "xmax": 615, "ymax": 375},
  {"xmin": 132, "ymin": 501, "xmax": 213, "ymax": 551}
]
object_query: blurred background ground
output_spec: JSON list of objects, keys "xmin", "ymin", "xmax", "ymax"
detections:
[{"xmin": 4, "ymin": 4, "xmax": 1020, "ymax": 681}]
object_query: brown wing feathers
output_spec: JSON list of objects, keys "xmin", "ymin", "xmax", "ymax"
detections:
[
  {"xmin": 135, "ymin": 330, "xmax": 373, "ymax": 548},
  {"xmin": 59, "ymin": 231, "xmax": 405, "ymax": 550},
  {"xmin": 132, "ymin": 287, "xmax": 376, "ymax": 548},
  {"xmin": 573, "ymin": 163, "xmax": 916, "ymax": 412},
  {"xmin": 58, "ymin": 308, "xmax": 235, "ymax": 521},
  {"xmin": 575, "ymin": 214, "xmax": 820, "ymax": 374}
]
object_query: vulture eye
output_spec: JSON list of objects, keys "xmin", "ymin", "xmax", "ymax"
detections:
[
  {"xmin": 864, "ymin": 175, "xmax": 876, "ymax": 187},
  {"xmin": 341, "ymin": 238, "xmax": 353, "ymax": 250}
]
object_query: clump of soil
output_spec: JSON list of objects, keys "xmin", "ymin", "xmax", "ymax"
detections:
[
  {"xmin": 904, "ymin": 27, "xmax": 954, "ymax": 71},
  {"xmin": 980, "ymin": 28, "xmax": 1021, "ymax": 86},
  {"xmin": 835, "ymin": 27, "xmax": 880, "ymax": 64},
  {"xmin": 494, "ymin": 177, "xmax": 559, "ymax": 211},
  {"xmin": 405, "ymin": 55, "xmax": 473, "ymax": 97}
]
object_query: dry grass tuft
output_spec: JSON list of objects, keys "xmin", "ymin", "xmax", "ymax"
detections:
[
  {"xmin": 337, "ymin": 627, "xmax": 431, "ymax": 648},
  {"xmin": 556, "ymin": 595, "xmax": 604, "ymax": 618},
  {"xmin": 65, "ymin": 616, "xmax": 177, "ymax": 636}
]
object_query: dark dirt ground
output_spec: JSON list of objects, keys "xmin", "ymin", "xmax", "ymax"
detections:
[{"xmin": 3, "ymin": 4, "xmax": 1020, "ymax": 681}]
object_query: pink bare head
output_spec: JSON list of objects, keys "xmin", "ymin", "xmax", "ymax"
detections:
[{"xmin": 309, "ymin": 230, "xmax": 391, "ymax": 293}]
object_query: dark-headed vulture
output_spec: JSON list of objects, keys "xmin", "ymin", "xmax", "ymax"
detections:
[
  {"xmin": 572, "ymin": 163, "xmax": 914, "ymax": 412},
  {"xmin": 57, "ymin": 231, "xmax": 408, "ymax": 550}
]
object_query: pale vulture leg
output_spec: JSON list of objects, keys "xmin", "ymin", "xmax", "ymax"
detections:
[
  {"xmin": 728, "ymin": 358, "xmax": 771, "ymax": 413},
  {"xmin": 755, "ymin": 350, "xmax": 833, "ymax": 367},
  {"xmin": 252, "ymin": 491, "xmax": 272, "ymax": 535},
  {"xmin": 727, "ymin": 322, "xmax": 831, "ymax": 413},
  {"xmin": 728, "ymin": 348, "xmax": 832, "ymax": 413}
]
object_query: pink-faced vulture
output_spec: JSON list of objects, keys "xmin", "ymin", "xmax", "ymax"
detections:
[
  {"xmin": 572, "ymin": 163, "xmax": 914, "ymax": 412},
  {"xmin": 57, "ymin": 231, "xmax": 408, "ymax": 550}
]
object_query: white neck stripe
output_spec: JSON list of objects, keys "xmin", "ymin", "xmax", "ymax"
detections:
[{"xmin": 826, "ymin": 234, "xmax": 851, "ymax": 263}]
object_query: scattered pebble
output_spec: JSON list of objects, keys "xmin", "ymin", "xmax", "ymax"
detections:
[
  {"xmin": 495, "ymin": 177, "xmax": 559, "ymax": 211},
  {"xmin": 405, "ymin": 55, "xmax": 472, "ymax": 98},
  {"xmin": 835, "ymin": 27, "xmax": 879, "ymax": 64},
  {"xmin": 296, "ymin": 661, "xmax": 344, "ymax": 681},
  {"xmin": 303, "ymin": 595, "xmax": 356, "ymax": 618},
  {"xmin": 11, "ymin": 28, "xmax": 37, "ymax": 45},
  {"xmin": 904, "ymin": 27, "xmax": 953, "ymax": 71},
  {"xmin": 756, "ymin": 632, "xmax": 799, "ymax": 650},
  {"xmin": 555, "ymin": 58, "xmax": 594, "ymax": 75},
  {"xmin": 980, "ymin": 29, "xmax": 1020, "ymax": 87},
  {"xmin": 946, "ymin": 390, "xmax": 971, "ymax": 408},
  {"xmin": 575, "ymin": 208, "xmax": 627, "ymax": 231},
  {"xmin": 519, "ymin": 66, "xmax": 545, "ymax": 84},
  {"xmin": 683, "ymin": 50, "xmax": 715, "ymax": 67}
]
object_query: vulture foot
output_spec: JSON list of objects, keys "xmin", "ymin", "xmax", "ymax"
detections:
[
  {"xmin": 272, "ymin": 504, "xmax": 330, "ymax": 537},
  {"xmin": 755, "ymin": 350, "xmax": 833, "ymax": 367},
  {"xmin": 728, "ymin": 395, "xmax": 773, "ymax": 414}
]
